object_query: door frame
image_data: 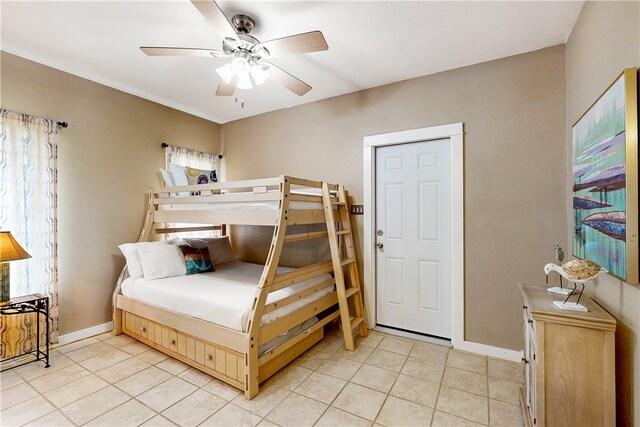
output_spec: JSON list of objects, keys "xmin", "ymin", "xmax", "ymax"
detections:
[{"xmin": 363, "ymin": 122, "xmax": 464, "ymax": 348}]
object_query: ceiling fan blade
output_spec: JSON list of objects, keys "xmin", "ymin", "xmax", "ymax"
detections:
[
  {"xmin": 263, "ymin": 62, "xmax": 311, "ymax": 96},
  {"xmin": 191, "ymin": 0, "xmax": 237, "ymax": 41},
  {"xmin": 140, "ymin": 47, "xmax": 226, "ymax": 57},
  {"xmin": 254, "ymin": 31, "xmax": 328, "ymax": 58},
  {"xmin": 216, "ymin": 76, "xmax": 238, "ymax": 96}
]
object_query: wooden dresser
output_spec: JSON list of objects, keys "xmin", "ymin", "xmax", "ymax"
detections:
[{"xmin": 519, "ymin": 284, "xmax": 616, "ymax": 427}]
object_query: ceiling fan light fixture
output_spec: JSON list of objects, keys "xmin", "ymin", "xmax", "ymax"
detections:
[
  {"xmin": 231, "ymin": 55, "xmax": 251, "ymax": 76},
  {"xmin": 237, "ymin": 73, "xmax": 253, "ymax": 90},
  {"xmin": 216, "ymin": 63, "xmax": 234, "ymax": 84},
  {"xmin": 250, "ymin": 64, "xmax": 269, "ymax": 86}
]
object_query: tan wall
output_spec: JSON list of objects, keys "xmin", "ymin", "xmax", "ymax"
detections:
[
  {"xmin": 565, "ymin": 2, "xmax": 640, "ymax": 424},
  {"xmin": 1, "ymin": 51, "xmax": 220, "ymax": 335},
  {"xmin": 221, "ymin": 45, "xmax": 568, "ymax": 350}
]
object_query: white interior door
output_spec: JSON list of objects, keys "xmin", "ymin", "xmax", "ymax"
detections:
[{"xmin": 375, "ymin": 138, "xmax": 452, "ymax": 338}]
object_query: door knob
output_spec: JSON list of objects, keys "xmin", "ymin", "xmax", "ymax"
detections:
[{"xmin": 376, "ymin": 242, "xmax": 384, "ymax": 249}]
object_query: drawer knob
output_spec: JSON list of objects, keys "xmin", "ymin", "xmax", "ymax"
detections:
[
  {"xmin": 171, "ymin": 339, "xmax": 176, "ymax": 345},
  {"xmin": 208, "ymin": 354, "xmax": 213, "ymax": 361},
  {"xmin": 141, "ymin": 327, "xmax": 147, "ymax": 333}
]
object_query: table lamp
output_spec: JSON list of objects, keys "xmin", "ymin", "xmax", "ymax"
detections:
[{"xmin": 0, "ymin": 230, "xmax": 31, "ymax": 305}]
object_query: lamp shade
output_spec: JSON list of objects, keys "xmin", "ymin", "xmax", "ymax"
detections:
[{"xmin": 0, "ymin": 231, "xmax": 31, "ymax": 262}]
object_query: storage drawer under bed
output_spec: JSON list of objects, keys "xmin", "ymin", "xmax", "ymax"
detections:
[{"xmin": 123, "ymin": 311, "xmax": 245, "ymax": 388}]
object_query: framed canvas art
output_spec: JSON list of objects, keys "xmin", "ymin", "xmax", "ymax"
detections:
[{"xmin": 572, "ymin": 68, "xmax": 638, "ymax": 284}]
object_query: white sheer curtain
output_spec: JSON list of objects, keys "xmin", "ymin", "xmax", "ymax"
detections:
[
  {"xmin": 0, "ymin": 109, "xmax": 59, "ymax": 344},
  {"xmin": 164, "ymin": 144, "xmax": 219, "ymax": 174},
  {"xmin": 164, "ymin": 144, "xmax": 221, "ymax": 238}
]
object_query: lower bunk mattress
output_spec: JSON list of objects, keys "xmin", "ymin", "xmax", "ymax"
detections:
[{"xmin": 120, "ymin": 260, "xmax": 334, "ymax": 353}]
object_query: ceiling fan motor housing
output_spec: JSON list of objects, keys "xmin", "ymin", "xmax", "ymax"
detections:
[{"xmin": 232, "ymin": 14, "xmax": 255, "ymax": 34}]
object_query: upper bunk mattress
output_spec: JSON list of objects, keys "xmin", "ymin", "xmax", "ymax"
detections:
[{"xmin": 121, "ymin": 261, "xmax": 333, "ymax": 332}]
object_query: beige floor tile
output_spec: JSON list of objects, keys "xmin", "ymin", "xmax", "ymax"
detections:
[
  {"xmin": 377, "ymin": 336, "xmax": 415, "ymax": 355},
  {"xmin": 316, "ymin": 356, "xmax": 362, "ymax": 380},
  {"xmin": 85, "ymin": 398, "xmax": 156, "ymax": 426},
  {"xmin": 291, "ymin": 348, "xmax": 332, "ymax": 370},
  {"xmin": 29, "ymin": 363, "xmax": 90, "ymax": 393},
  {"xmin": 376, "ymin": 395, "xmax": 433, "ymax": 426},
  {"xmin": 314, "ymin": 335, "xmax": 344, "ymax": 354},
  {"xmin": 356, "ymin": 331, "xmax": 385, "ymax": 348},
  {"xmin": 265, "ymin": 364, "xmax": 313, "ymax": 391},
  {"xmin": 56, "ymin": 337, "xmax": 100, "ymax": 353},
  {"xmin": 293, "ymin": 371, "xmax": 347, "ymax": 404},
  {"xmin": 178, "ymin": 367, "xmax": 215, "ymax": 387},
  {"xmin": 489, "ymin": 378, "xmax": 522, "ymax": 405},
  {"xmin": 232, "ymin": 383, "xmax": 290, "ymax": 417},
  {"xmin": 25, "ymin": 409, "xmax": 75, "ymax": 426},
  {"xmin": 44, "ymin": 374, "xmax": 110, "ymax": 407},
  {"xmin": 442, "ymin": 366, "xmax": 488, "ymax": 396},
  {"xmin": 0, "ymin": 369, "xmax": 24, "ymax": 390},
  {"xmin": 156, "ymin": 357, "xmax": 190, "ymax": 375},
  {"xmin": 265, "ymin": 392, "xmax": 327, "ymax": 426},
  {"xmin": 410, "ymin": 342, "xmax": 449, "ymax": 364},
  {"xmin": 390, "ymin": 374, "xmax": 439, "ymax": 408},
  {"xmin": 202, "ymin": 378, "xmax": 243, "ymax": 401},
  {"xmin": 96, "ymin": 356, "xmax": 151, "ymax": 383},
  {"xmin": 162, "ymin": 389, "xmax": 226, "ymax": 426},
  {"xmin": 315, "ymin": 407, "xmax": 372, "ymax": 426},
  {"xmin": 120, "ymin": 340, "xmax": 152, "ymax": 356},
  {"xmin": 488, "ymin": 358, "xmax": 523, "ymax": 383},
  {"xmin": 16, "ymin": 352, "xmax": 75, "ymax": 381},
  {"xmin": 59, "ymin": 386, "xmax": 130, "ymax": 425},
  {"xmin": 489, "ymin": 399, "xmax": 523, "ymax": 426},
  {"xmin": 201, "ymin": 402, "xmax": 262, "ymax": 426},
  {"xmin": 141, "ymin": 414, "xmax": 178, "ymax": 426},
  {"xmin": 137, "ymin": 376, "xmax": 198, "ymax": 412},
  {"xmin": 365, "ymin": 349, "xmax": 407, "ymax": 372},
  {"xmin": 332, "ymin": 382, "xmax": 387, "ymax": 421},
  {"xmin": 103, "ymin": 334, "xmax": 136, "ymax": 348},
  {"xmin": 137, "ymin": 348, "xmax": 170, "ymax": 365},
  {"xmin": 401, "ymin": 356, "xmax": 445, "ymax": 383},
  {"xmin": 436, "ymin": 385, "xmax": 488, "ymax": 425},
  {"xmin": 256, "ymin": 419, "xmax": 281, "ymax": 427},
  {"xmin": 447, "ymin": 350, "xmax": 487, "ymax": 375},
  {"xmin": 0, "ymin": 395, "xmax": 55, "ymax": 425},
  {"xmin": 1, "ymin": 381, "xmax": 39, "ymax": 408},
  {"xmin": 331, "ymin": 343, "xmax": 375, "ymax": 363},
  {"xmin": 351, "ymin": 364, "xmax": 398, "ymax": 393},
  {"xmin": 64, "ymin": 342, "xmax": 113, "ymax": 363},
  {"xmin": 78, "ymin": 347, "xmax": 132, "ymax": 372},
  {"xmin": 92, "ymin": 332, "xmax": 114, "ymax": 341},
  {"xmin": 115, "ymin": 366, "xmax": 172, "ymax": 396},
  {"xmin": 431, "ymin": 410, "xmax": 486, "ymax": 426}
]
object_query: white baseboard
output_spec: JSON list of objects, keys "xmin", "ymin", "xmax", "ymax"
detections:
[
  {"xmin": 55, "ymin": 321, "xmax": 113, "ymax": 346},
  {"xmin": 455, "ymin": 339, "xmax": 523, "ymax": 362}
]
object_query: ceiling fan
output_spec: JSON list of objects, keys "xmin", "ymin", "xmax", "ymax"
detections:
[{"xmin": 140, "ymin": 0, "xmax": 329, "ymax": 97}]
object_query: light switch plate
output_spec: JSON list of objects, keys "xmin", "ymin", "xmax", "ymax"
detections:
[{"xmin": 351, "ymin": 204, "xmax": 364, "ymax": 215}]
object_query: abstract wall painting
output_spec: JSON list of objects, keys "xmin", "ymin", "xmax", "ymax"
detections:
[{"xmin": 572, "ymin": 68, "xmax": 638, "ymax": 284}]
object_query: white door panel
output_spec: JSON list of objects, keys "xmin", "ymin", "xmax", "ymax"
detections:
[{"xmin": 375, "ymin": 139, "xmax": 451, "ymax": 338}]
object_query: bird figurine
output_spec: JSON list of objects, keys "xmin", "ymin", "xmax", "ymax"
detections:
[
  {"xmin": 543, "ymin": 259, "xmax": 607, "ymax": 312},
  {"xmin": 554, "ymin": 244, "xmax": 565, "ymax": 264}
]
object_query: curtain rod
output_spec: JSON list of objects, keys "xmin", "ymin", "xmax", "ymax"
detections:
[{"xmin": 161, "ymin": 142, "xmax": 223, "ymax": 159}]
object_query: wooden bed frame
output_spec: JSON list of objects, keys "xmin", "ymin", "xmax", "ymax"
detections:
[{"xmin": 112, "ymin": 176, "xmax": 366, "ymax": 399}]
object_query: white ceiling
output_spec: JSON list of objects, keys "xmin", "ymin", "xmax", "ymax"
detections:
[{"xmin": 1, "ymin": 1, "xmax": 583, "ymax": 124}]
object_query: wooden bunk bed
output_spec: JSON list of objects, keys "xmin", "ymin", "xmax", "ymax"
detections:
[{"xmin": 112, "ymin": 175, "xmax": 367, "ymax": 399}]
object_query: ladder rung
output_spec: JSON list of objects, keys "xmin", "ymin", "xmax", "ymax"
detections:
[
  {"xmin": 334, "ymin": 201, "xmax": 347, "ymax": 206},
  {"xmin": 341, "ymin": 258, "xmax": 355, "ymax": 266},
  {"xmin": 345, "ymin": 288, "xmax": 360, "ymax": 298},
  {"xmin": 284, "ymin": 231, "xmax": 329, "ymax": 243},
  {"xmin": 350, "ymin": 317, "xmax": 364, "ymax": 330},
  {"xmin": 336, "ymin": 230, "xmax": 350, "ymax": 235}
]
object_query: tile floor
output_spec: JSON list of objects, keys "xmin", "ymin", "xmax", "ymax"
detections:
[{"xmin": 0, "ymin": 329, "xmax": 524, "ymax": 426}]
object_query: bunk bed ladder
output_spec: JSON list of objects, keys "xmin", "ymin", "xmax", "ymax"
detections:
[{"xmin": 321, "ymin": 183, "xmax": 368, "ymax": 351}]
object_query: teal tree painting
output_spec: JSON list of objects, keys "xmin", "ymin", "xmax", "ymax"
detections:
[{"xmin": 572, "ymin": 70, "xmax": 637, "ymax": 282}]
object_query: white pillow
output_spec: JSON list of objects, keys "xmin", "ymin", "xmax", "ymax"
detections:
[
  {"xmin": 169, "ymin": 163, "xmax": 189, "ymax": 186},
  {"xmin": 118, "ymin": 238, "xmax": 183, "ymax": 279},
  {"xmin": 160, "ymin": 168, "xmax": 175, "ymax": 187},
  {"xmin": 139, "ymin": 244, "xmax": 186, "ymax": 280}
]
